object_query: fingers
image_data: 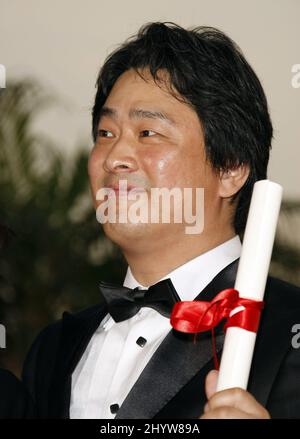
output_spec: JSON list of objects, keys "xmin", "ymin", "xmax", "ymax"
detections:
[
  {"xmin": 205, "ymin": 369, "xmax": 219, "ymax": 400},
  {"xmin": 202, "ymin": 370, "xmax": 271, "ymax": 419},
  {"xmin": 201, "ymin": 406, "xmax": 258, "ymax": 419},
  {"xmin": 203, "ymin": 387, "xmax": 270, "ymax": 419}
]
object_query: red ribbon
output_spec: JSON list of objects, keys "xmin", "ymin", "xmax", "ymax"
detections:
[{"xmin": 170, "ymin": 288, "xmax": 264, "ymax": 370}]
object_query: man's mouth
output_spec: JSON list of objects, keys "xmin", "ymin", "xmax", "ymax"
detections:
[{"xmin": 106, "ymin": 183, "xmax": 146, "ymax": 195}]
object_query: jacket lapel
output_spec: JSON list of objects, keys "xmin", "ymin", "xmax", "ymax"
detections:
[
  {"xmin": 115, "ymin": 259, "xmax": 239, "ymax": 419},
  {"xmin": 48, "ymin": 303, "xmax": 108, "ymax": 418}
]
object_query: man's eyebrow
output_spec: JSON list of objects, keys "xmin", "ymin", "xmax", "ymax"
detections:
[{"xmin": 98, "ymin": 106, "xmax": 176, "ymax": 126}]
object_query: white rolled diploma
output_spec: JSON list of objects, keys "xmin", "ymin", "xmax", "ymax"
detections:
[{"xmin": 216, "ymin": 179, "xmax": 283, "ymax": 391}]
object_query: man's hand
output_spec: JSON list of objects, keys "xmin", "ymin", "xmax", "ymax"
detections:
[{"xmin": 200, "ymin": 370, "xmax": 271, "ymax": 419}]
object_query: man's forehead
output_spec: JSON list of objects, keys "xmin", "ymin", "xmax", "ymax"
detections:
[
  {"xmin": 98, "ymin": 105, "xmax": 177, "ymax": 126},
  {"xmin": 99, "ymin": 68, "xmax": 197, "ymax": 126}
]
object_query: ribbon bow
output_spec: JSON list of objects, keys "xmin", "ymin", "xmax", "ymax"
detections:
[{"xmin": 170, "ymin": 288, "xmax": 264, "ymax": 369}]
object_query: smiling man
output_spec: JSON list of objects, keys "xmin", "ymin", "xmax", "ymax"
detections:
[
  {"xmin": 23, "ymin": 22, "xmax": 300, "ymax": 419},
  {"xmin": 89, "ymin": 67, "xmax": 244, "ymax": 280}
]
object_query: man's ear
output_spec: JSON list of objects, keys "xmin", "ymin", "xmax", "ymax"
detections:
[{"xmin": 218, "ymin": 164, "xmax": 250, "ymax": 198}]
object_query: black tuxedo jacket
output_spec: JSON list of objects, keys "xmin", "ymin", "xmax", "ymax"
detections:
[
  {"xmin": 22, "ymin": 260, "xmax": 300, "ymax": 419},
  {"xmin": 0, "ymin": 369, "xmax": 35, "ymax": 418}
]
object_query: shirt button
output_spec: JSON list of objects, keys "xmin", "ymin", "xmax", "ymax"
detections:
[
  {"xmin": 136, "ymin": 336, "xmax": 147, "ymax": 347},
  {"xmin": 110, "ymin": 403, "xmax": 119, "ymax": 414}
]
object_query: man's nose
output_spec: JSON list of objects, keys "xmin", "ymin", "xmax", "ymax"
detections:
[{"xmin": 103, "ymin": 136, "xmax": 139, "ymax": 174}]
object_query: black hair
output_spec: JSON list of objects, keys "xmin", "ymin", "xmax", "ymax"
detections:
[{"xmin": 92, "ymin": 22, "xmax": 273, "ymax": 234}]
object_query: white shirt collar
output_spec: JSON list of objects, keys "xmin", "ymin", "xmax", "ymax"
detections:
[{"xmin": 123, "ymin": 235, "xmax": 241, "ymax": 300}]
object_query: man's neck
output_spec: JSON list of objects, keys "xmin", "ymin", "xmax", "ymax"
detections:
[{"xmin": 122, "ymin": 230, "xmax": 237, "ymax": 287}]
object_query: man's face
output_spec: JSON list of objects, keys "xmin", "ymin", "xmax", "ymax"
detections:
[{"xmin": 88, "ymin": 68, "xmax": 223, "ymax": 250}]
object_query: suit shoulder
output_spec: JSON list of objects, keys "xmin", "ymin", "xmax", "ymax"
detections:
[
  {"xmin": 0, "ymin": 369, "xmax": 30, "ymax": 397},
  {"xmin": 70, "ymin": 303, "xmax": 104, "ymax": 320},
  {"xmin": 27, "ymin": 303, "xmax": 103, "ymax": 351},
  {"xmin": 22, "ymin": 303, "xmax": 104, "ymax": 398},
  {"xmin": 0, "ymin": 369, "xmax": 22, "ymax": 390},
  {"xmin": 264, "ymin": 276, "xmax": 300, "ymax": 309},
  {"xmin": 23, "ymin": 304, "xmax": 103, "ymax": 373}
]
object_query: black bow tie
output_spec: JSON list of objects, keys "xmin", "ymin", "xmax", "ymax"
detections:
[{"xmin": 98, "ymin": 278, "xmax": 181, "ymax": 323}]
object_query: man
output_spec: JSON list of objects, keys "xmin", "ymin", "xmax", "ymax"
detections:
[{"xmin": 22, "ymin": 22, "xmax": 300, "ymax": 419}]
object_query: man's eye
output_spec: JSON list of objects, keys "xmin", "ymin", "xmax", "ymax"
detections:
[
  {"xmin": 140, "ymin": 130, "xmax": 156, "ymax": 137},
  {"xmin": 97, "ymin": 129, "xmax": 113, "ymax": 138}
]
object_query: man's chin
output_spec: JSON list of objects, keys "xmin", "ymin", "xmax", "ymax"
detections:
[{"xmin": 102, "ymin": 221, "xmax": 155, "ymax": 244}]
